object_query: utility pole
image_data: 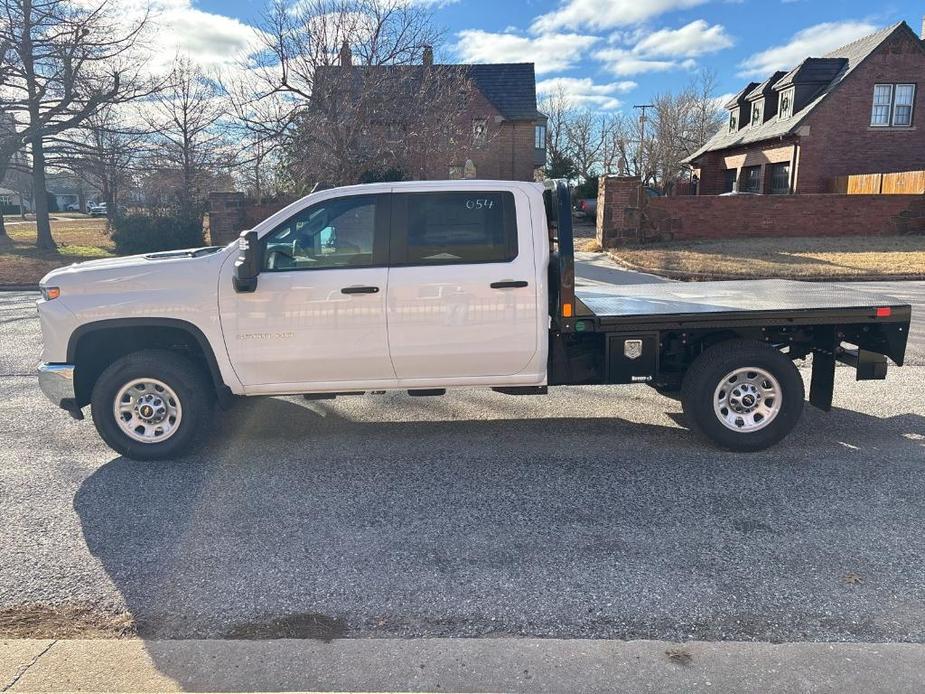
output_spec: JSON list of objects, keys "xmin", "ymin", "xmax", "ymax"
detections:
[{"xmin": 633, "ymin": 104, "xmax": 654, "ymax": 184}]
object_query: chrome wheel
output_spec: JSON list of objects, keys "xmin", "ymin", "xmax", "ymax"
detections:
[
  {"xmin": 113, "ymin": 378, "xmax": 183, "ymax": 444},
  {"xmin": 713, "ymin": 367, "xmax": 781, "ymax": 433}
]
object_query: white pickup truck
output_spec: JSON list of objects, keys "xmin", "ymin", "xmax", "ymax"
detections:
[{"xmin": 37, "ymin": 180, "xmax": 911, "ymax": 460}]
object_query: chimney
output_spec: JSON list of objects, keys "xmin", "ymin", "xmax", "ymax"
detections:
[
  {"xmin": 422, "ymin": 45, "xmax": 433, "ymax": 67},
  {"xmin": 339, "ymin": 41, "xmax": 352, "ymax": 67}
]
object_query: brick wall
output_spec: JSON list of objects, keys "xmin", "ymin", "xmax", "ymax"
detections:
[
  {"xmin": 602, "ymin": 192, "xmax": 925, "ymax": 246},
  {"xmin": 208, "ymin": 192, "xmax": 293, "ymax": 244},
  {"xmin": 207, "ymin": 192, "xmax": 246, "ymax": 245},
  {"xmin": 412, "ymin": 87, "xmax": 540, "ymax": 182},
  {"xmin": 596, "ymin": 175, "xmax": 645, "ymax": 247}
]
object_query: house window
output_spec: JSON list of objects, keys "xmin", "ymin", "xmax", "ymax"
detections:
[
  {"xmin": 751, "ymin": 103, "xmax": 761, "ymax": 125},
  {"xmin": 534, "ymin": 124, "xmax": 546, "ymax": 149},
  {"xmin": 871, "ymin": 83, "xmax": 915, "ymax": 127},
  {"xmin": 722, "ymin": 168, "xmax": 737, "ymax": 193},
  {"xmin": 779, "ymin": 89, "xmax": 793, "ymax": 119},
  {"xmin": 893, "ymin": 84, "xmax": 915, "ymax": 126},
  {"xmin": 741, "ymin": 166, "xmax": 761, "ymax": 193},
  {"xmin": 768, "ymin": 162, "xmax": 790, "ymax": 194},
  {"xmin": 0, "ymin": 195, "xmax": 10, "ymax": 205},
  {"xmin": 472, "ymin": 118, "xmax": 487, "ymax": 146},
  {"xmin": 728, "ymin": 112, "xmax": 737, "ymax": 132}
]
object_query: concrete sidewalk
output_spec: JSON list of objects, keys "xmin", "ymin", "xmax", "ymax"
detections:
[{"xmin": 3, "ymin": 638, "xmax": 925, "ymax": 693}]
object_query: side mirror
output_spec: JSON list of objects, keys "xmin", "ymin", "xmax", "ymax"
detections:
[{"xmin": 233, "ymin": 230, "xmax": 262, "ymax": 293}]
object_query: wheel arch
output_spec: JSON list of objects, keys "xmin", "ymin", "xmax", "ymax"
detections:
[{"xmin": 67, "ymin": 318, "xmax": 229, "ymax": 407}]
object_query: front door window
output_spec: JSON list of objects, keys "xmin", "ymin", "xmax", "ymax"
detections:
[{"xmin": 263, "ymin": 195, "xmax": 383, "ymax": 271}]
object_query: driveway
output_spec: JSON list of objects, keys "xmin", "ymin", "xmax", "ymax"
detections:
[{"xmin": 1, "ymin": 274, "xmax": 924, "ymax": 643}]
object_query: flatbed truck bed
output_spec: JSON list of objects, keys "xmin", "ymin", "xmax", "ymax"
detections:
[{"xmin": 577, "ymin": 279, "xmax": 911, "ymax": 337}]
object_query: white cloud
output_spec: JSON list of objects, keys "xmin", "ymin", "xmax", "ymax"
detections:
[
  {"xmin": 109, "ymin": 0, "xmax": 263, "ymax": 74},
  {"xmin": 454, "ymin": 30, "xmax": 599, "ymax": 74},
  {"xmin": 532, "ymin": 0, "xmax": 707, "ymax": 33},
  {"xmin": 631, "ymin": 20, "xmax": 733, "ymax": 58},
  {"xmin": 536, "ymin": 76, "xmax": 635, "ymax": 110},
  {"xmin": 592, "ymin": 20, "xmax": 731, "ymax": 76},
  {"xmin": 594, "ymin": 48, "xmax": 699, "ymax": 76},
  {"xmin": 738, "ymin": 20, "xmax": 878, "ymax": 77}
]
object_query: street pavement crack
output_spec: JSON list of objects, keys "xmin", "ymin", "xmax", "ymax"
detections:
[{"xmin": 2, "ymin": 640, "xmax": 57, "ymax": 692}]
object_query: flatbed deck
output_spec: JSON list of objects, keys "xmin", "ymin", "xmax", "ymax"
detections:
[{"xmin": 577, "ymin": 279, "xmax": 913, "ymax": 330}]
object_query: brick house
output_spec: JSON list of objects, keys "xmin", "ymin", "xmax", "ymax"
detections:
[
  {"xmin": 312, "ymin": 46, "xmax": 547, "ymax": 182},
  {"xmin": 686, "ymin": 21, "xmax": 925, "ymax": 195}
]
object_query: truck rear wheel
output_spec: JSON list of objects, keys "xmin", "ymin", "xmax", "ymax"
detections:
[
  {"xmin": 681, "ymin": 339, "xmax": 804, "ymax": 452},
  {"xmin": 90, "ymin": 349, "xmax": 213, "ymax": 460}
]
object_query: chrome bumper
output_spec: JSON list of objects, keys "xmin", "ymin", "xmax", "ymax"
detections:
[{"xmin": 38, "ymin": 363, "xmax": 77, "ymax": 409}]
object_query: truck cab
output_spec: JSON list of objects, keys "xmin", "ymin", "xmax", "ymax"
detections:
[{"xmin": 37, "ymin": 180, "xmax": 911, "ymax": 460}]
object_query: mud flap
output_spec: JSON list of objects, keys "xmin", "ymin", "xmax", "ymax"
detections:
[{"xmin": 810, "ymin": 348, "xmax": 836, "ymax": 411}]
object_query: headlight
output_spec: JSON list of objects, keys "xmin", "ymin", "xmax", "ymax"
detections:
[{"xmin": 40, "ymin": 286, "xmax": 60, "ymax": 301}]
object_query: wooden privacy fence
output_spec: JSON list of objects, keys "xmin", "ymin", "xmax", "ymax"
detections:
[{"xmin": 834, "ymin": 170, "xmax": 925, "ymax": 194}]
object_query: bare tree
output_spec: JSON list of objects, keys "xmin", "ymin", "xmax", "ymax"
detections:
[
  {"xmin": 538, "ymin": 86, "xmax": 576, "ymax": 178},
  {"xmin": 225, "ymin": 0, "xmax": 447, "ymax": 190},
  {"xmin": 649, "ymin": 70, "xmax": 724, "ymax": 192},
  {"xmin": 0, "ymin": 0, "xmax": 153, "ymax": 248},
  {"xmin": 48, "ymin": 104, "xmax": 152, "ymax": 216},
  {"xmin": 145, "ymin": 57, "xmax": 230, "ymax": 220},
  {"xmin": 565, "ymin": 109, "xmax": 608, "ymax": 182}
]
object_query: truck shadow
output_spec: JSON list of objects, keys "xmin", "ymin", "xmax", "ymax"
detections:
[{"xmin": 72, "ymin": 395, "xmax": 925, "ymax": 686}]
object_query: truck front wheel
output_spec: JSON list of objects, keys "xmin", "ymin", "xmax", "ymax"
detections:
[
  {"xmin": 681, "ymin": 339, "xmax": 804, "ymax": 452},
  {"xmin": 90, "ymin": 349, "xmax": 213, "ymax": 460}
]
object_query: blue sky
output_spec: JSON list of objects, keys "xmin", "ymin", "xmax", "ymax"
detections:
[{"xmin": 182, "ymin": 0, "xmax": 922, "ymax": 111}]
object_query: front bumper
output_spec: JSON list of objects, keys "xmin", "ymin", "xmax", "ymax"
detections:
[{"xmin": 38, "ymin": 363, "xmax": 77, "ymax": 409}]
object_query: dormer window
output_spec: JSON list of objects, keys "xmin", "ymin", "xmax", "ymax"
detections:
[
  {"xmin": 728, "ymin": 112, "xmax": 737, "ymax": 132},
  {"xmin": 751, "ymin": 104, "xmax": 762, "ymax": 125},
  {"xmin": 779, "ymin": 90, "xmax": 793, "ymax": 119}
]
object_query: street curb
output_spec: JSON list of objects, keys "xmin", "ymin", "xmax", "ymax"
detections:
[
  {"xmin": 0, "ymin": 285, "xmax": 39, "ymax": 292},
  {"xmin": 3, "ymin": 638, "xmax": 925, "ymax": 693},
  {"xmin": 607, "ymin": 251, "xmax": 925, "ymax": 283}
]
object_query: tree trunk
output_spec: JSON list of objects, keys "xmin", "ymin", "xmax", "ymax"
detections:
[{"xmin": 31, "ymin": 134, "xmax": 55, "ymax": 250}]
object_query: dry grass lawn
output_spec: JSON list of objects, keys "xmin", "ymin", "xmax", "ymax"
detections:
[
  {"xmin": 0, "ymin": 217, "xmax": 113, "ymax": 285},
  {"xmin": 612, "ymin": 235, "xmax": 925, "ymax": 280}
]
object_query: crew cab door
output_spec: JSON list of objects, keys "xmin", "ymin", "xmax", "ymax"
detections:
[
  {"xmin": 219, "ymin": 193, "xmax": 396, "ymax": 389},
  {"xmin": 386, "ymin": 187, "xmax": 541, "ymax": 381}
]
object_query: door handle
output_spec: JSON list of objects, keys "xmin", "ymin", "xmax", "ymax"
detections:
[
  {"xmin": 341, "ymin": 285, "xmax": 380, "ymax": 294},
  {"xmin": 490, "ymin": 280, "xmax": 529, "ymax": 289}
]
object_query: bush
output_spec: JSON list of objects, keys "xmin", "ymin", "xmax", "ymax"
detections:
[
  {"xmin": 112, "ymin": 214, "xmax": 205, "ymax": 255},
  {"xmin": 358, "ymin": 167, "xmax": 406, "ymax": 184}
]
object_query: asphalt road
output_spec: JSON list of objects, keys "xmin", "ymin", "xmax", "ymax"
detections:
[{"xmin": 1, "ymin": 273, "xmax": 924, "ymax": 643}]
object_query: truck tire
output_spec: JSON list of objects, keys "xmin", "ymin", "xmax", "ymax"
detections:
[
  {"xmin": 681, "ymin": 339, "xmax": 804, "ymax": 452},
  {"xmin": 90, "ymin": 349, "xmax": 213, "ymax": 460}
]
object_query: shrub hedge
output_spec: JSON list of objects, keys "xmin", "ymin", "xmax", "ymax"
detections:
[{"xmin": 112, "ymin": 214, "xmax": 205, "ymax": 255}]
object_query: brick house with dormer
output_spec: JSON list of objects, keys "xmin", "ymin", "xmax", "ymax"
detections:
[{"xmin": 686, "ymin": 21, "xmax": 925, "ymax": 195}]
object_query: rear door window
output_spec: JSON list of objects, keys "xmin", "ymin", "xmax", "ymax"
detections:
[{"xmin": 392, "ymin": 191, "xmax": 518, "ymax": 265}]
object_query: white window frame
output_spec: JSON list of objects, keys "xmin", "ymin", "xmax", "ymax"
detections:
[
  {"xmin": 534, "ymin": 124, "xmax": 546, "ymax": 149},
  {"xmin": 871, "ymin": 83, "xmax": 915, "ymax": 127},
  {"xmin": 892, "ymin": 83, "xmax": 915, "ymax": 127}
]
